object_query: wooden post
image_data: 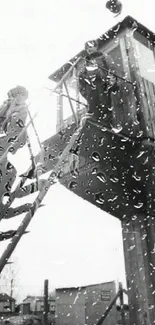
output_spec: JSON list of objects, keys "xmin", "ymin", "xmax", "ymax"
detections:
[
  {"xmin": 56, "ymin": 84, "xmax": 63, "ymax": 133},
  {"xmin": 64, "ymin": 81, "xmax": 78, "ymax": 125},
  {"xmin": 119, "ymin": 282, "xmax": 126, "ymax": 325},
  {"xmin": 10, "ymin": 278, "xmax": 13, "ymax": 312},
  {"xmin": 74, "ymin": 67, "xmax": 81, "ymax": 119},
  {"xmin": 43, "ymin": 279, "xmax": 49, "ymax": 325},
  {"xmin": 122, "ymin": 217, "xmax": 155, "ymax": 325}
]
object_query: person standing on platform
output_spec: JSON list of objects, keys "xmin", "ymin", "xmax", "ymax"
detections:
[{"xmin": 78, "ymin": 39, "xmax": 118, "ymax": 127}]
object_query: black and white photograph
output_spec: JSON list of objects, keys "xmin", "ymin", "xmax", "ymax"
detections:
[{"xmin": 0, "ymin": 0, "xmax": 154, "ymax": 324}]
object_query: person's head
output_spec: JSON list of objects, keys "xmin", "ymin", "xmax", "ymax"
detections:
[
  {"xmin": 85, "ymin": 40, "xmax": 98, "ymax": 55},
  {"xmin": 7, "ymin": 86, "xmax": 28, "ymax": 103}
]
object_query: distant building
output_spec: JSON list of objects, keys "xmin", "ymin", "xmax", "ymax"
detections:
[
  {"xmin": 0, "ymin": 293, "xmax": 15, "ymax": 313},
  {"xmin": 55, "ymin": 281, "xmax": 118, "ymax": 325},
  {"xmin": 22, "ymin": 295, "xmax": 55, "ymax": 314}
]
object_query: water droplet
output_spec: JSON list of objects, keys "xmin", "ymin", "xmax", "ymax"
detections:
[
  {"xmin": 92, "ymin": 152, "xmax": 101, "ymax": 162},
  {"xmin": 57, "ymin": 170, "xmax": 64, "ymax": 179},
  {"xmin": 8, "ymin": 147, "xmax": 15, "ymax": 153},
  {"xmin": 97, "ymin": 172, "xmax": 106, "ymax": 183},
  {"xmin": 102, "ymin": 113, "xmax": 107, "ymax": 120},
  {"xmin": 69, "ymin": 181, "xmax": 78, "ymax": 190},
  {"xmin": 134, "ymin": 119, "xmax": 140, "ymax": 125},
  {"xmin": 8, "ymin": 136, "xmax": 17, "ymax": 143},
  {"xmin": 49, "ymin": 154, "xmax": 55, "ymax": 160},
  {"xmin": 101, "ymin": 127, "xmax": 107, "ymax": 132},
  {"xmin": 136, "ymin": 130, "xmax": 143, "ymax": 138},
  {"xmin": 143, "ymin": 157, "xmax": 149, "ymax": 165},
  {"xmin": 6, "ymin": 162, "xmax": 14, "ymax": 172},
  {"xmin": 142, "ymin": 234, "xmax": 147, "ymax": 240},
  {"xmin": 133, "ymin": 188, "xmax": 141, "ymax": 194},
  {"xmin": 98, "ymin": 137, "xmax": 105, "ymax": 146},
  {"xmin": 136, "ymin": 151, "xmax": 145, "ymax": 159},
  {"xmin": 110, "ymin": 176, "xmax": 119, "ymax": 183},
  {"xmin": 2, "ymin": 193, "xmax": 10, "ymax": 205},
  {"xmin": 111, "ymin": 125, "xmax": 123, "ymax": 134},
  {"xmin": 132, "ymin": 174, "xmax": 141, "ymax": 181},
  {"xmin": 85, "ymin": 189, "xmax": 91, "ymax": 195},
  {"xmin": 104, "ymin": 33, "xmax": 110, "ymax": 39},
  {"xmin": 120, "ymin": 145, "xmax": 125, "ymax": 150},
  {"xmin": 95, "ymin": 193, "xmax": 105, "ymax": 205},
  {"xmin": 113, "ymin": 24, "xmax": 120, "ymax": 33},
  {"xmin": 132, "ymin": 215, "xmax": 137, "ymax": 220},
  {"xmin": 71, "ymin": 169, "xmax": 79, "ymax": 178},
  {"xmin": 92, "ymin": 168, "xmax": 97, "ymax": 175},
  {"xmin": 134, "ymin": 202, "xmax": 143, "ymax": 209},
  {"xmin": 128, "ymin": 245, "xmax": 135, "ymax": 251},
  {"xmin": 108, "ymin": 195, "xmax": 118, "ymax": 202},
  {"xmin": 16, "ymin": 119, "xmax": 24, "ymax": 128}
]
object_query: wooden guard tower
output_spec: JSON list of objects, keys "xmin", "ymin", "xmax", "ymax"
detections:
[
  {"xmin": 47, "ymin": 16, "xmax": 155, "ymax": 324},
  {"xmin": 0, "ymin": 16, "xmax": 155, "ymax": 325}
]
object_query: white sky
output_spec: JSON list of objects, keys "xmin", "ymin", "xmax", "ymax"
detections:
[{"xmin": 0, "ymin": 0, "xmax": 155, "ymax": 302}]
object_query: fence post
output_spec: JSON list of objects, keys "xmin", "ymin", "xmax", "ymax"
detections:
[
  {"xmin": 43, "ymin": 279, "xmax": 49, "ymax": 325},
  {"xmin": 119, "ymin": 282, "xmax": 126, "ymax": 325}
]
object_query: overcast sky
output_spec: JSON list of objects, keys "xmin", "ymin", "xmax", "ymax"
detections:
[{"xmin": 0, "ymin": 0, "xmax": 155, "ymax": 302}]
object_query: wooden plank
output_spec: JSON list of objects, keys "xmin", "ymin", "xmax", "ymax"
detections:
[
  {"xmin": 139, "ymin": 76, "xmax": 154, "ymax": 137},
  {"xmin": 121, "ymin": 218, "xmax": 155, "ymax": 325},
  {"xmin": 142, "ymin": 77, "xmax": 155, "ymax": 136},
  {"xmin": 56, "ymin": 85, "xmax": 63, "ymax": 132},
  {"xmin": 111, "ymin": 79, "xmax": 124, "ymax": 128},
  {"xmin": 124, "ymin": 34, "xmax": 153, "ymax": 138},
  {"xmin": 64, "ymin": 81, "xmax": 78, "ymax": 125},
  {"xmin": 147, "ymin": 80, "xmax": 155, "ymax": 134},
  {"xmin": 105, "ymin": 38, "xmax": 134, "ymax": 135},
  {"xmin": 120, "ymin": 37, "xmax": 138, "ymax": 131},
  {"xmin": 74, "ymin": 67, "xmax": 81, "ymax": 119}
]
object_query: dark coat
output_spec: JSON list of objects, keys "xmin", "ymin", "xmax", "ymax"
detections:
[{"xmin": 78, "ymin": 50, "xmax": 118, "ymax": 126}]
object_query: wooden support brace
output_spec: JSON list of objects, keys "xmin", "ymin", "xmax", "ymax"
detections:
[
  {"xmin": 46, "ymin": 87, "xmax": 87, "ymax": 108},
  {"xmin": 96, "ymin": 290, "xmax": 121, "ymax": 325},
  {"xmin": 63, "ymin": 81, "xmax": 78, "ymax": 125}
]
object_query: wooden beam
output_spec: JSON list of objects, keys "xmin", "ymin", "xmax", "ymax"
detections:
[
  {"xmin": 43, "ymin": 279, "xmax": 49, "ymax": 325},
  {"xmin": 96, "ymin": 290, "xmax": 120, "ymax": 325},
  {"xmin": 46, "ymin": 87, "xmax": 87, "ymax": 107},
  {"xmin": 122, "ymin": 217, "xmax": 155, "ymax": 324},
  {"xmin": 56, "ymin": 84, "xmax": 63, "ymax": 132},
  {"xmin": 119, "ymin": 282, "xmax": 126, "ymax": 325},
  {"xmin": 64, "ymin": 81, "xmax": 78, "ymax": 125}
]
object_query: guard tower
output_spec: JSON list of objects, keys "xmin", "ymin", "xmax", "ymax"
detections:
[
  {"xmin": 0, "ymin": 16, "xmax": 155, "ymax": 325},
  {"xmin": 47, "ymin": 16, "xmax": 155, "ymax": 324},
  {"xmin": 50, "ymin": 16, "xmax": 155, "ymax": 140}
]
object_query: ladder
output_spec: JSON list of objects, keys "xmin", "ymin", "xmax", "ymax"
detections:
[{"xmin": 0, "ymin": 58, "xmax": 85, "ymax": 274}]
